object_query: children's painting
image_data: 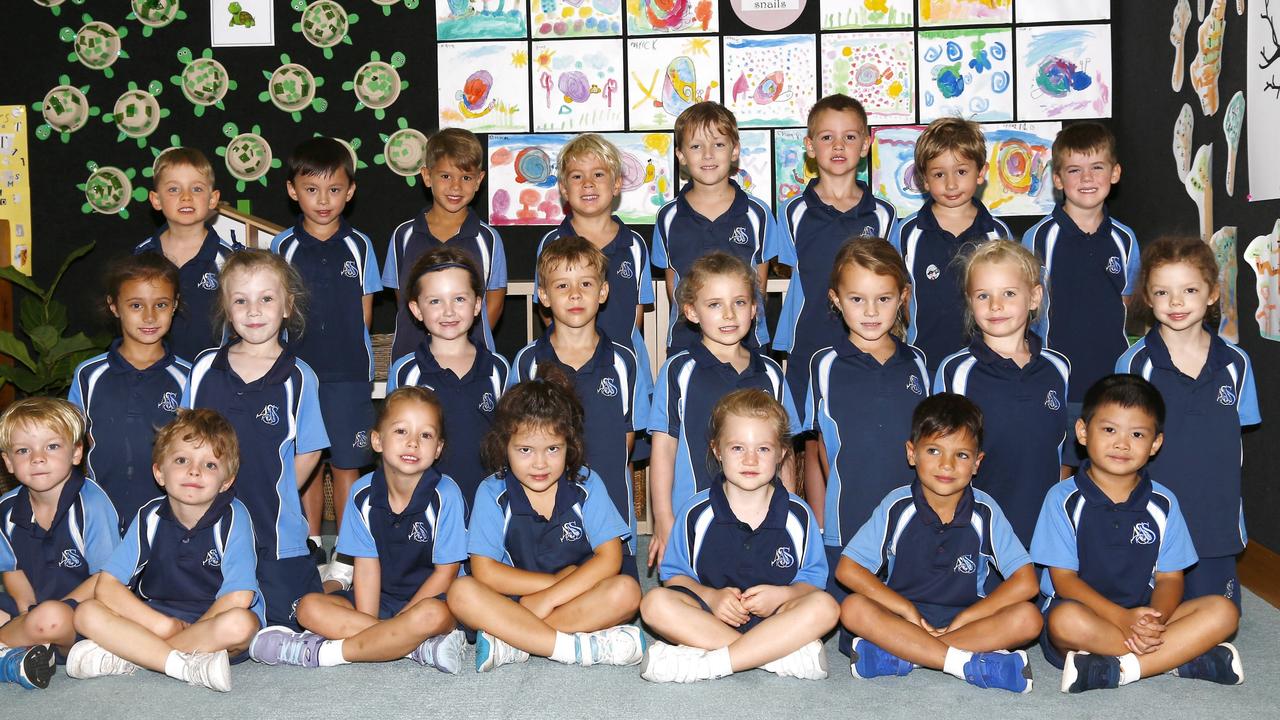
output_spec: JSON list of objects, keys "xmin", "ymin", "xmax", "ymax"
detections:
[
  {"xmin": 1015, "ymin": 24, "xmax": 1112, "ymax": 121},
  {"xmin": 724, "ymin": 35, "xmax": 818, "ymax": 128},
  {"xmin": 919, "ymin": 0, "xmax": 1012, "ymax": 26},
  {"xmin": 979, "ymin": 122, "xmax": 1060, "ymax": 217},
  {"xmin": 774, "ymin": 127, "xmax": 869, "ymax": 208},
  {"xmin": 1245, "ymin": 0, "xmax": 1280, "ymax": 200},
  {"xmin": 1211, "ymin": 226, "xmax": 1239, "ymax": 342},
  {"xmin": 821, "ymin": 32, "xmax": 915, "ymax": 125},
  {"xmin": 532, "ymin": 39, "xmax": 625, "ymax": 132},
  {"xmin": 820, "ymin": 0, "xmax": 913, "ymax": 29},
  {"xmin": 626, "ymin": 0, "xmax": 717, "ymax": 35},
  {"xmin": 627, "ymin": 36, "xmax": 720, "ymax": 131},
  {"xmin": 737, "ymin": 130, "xmax": 774, "ymax": 210},
  {"xmin": 1244, "ymin": 220, "xmax": 1280, "ymax": 341},
  {"xmin": 870, "ymin": 125, "xmax": 926, "ymax": 215},
  {"xmin": 1014, "ymin": 0, "xmax": 1108, "ymax": 22},
  {"xmin": 533, "ymin": 0, "xmax": 624, "ymax": 38},
  {"xmin": 487, "ymin": 132, "xmax": 674, "ymax": 226},
  {"xmin": 437, "ymin": 42, "xmax": 530, "ymax": 133},
  {"xmin": 435, "ymin": 0, "xmax": 528, "ymax": 40},
  {"xmin": 918, "ymin": 27, "xmax": 1014, "ymax": 122}
]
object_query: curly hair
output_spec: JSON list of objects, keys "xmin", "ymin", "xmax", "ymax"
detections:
[
  {"xmin": 1132, "ymin": 235, "xmax": 1221, "ymax": 329},
  {"xmin": 152, "ymin": 408, "xmax": 241, "ymax": 480},
  {"xmin": 480, "ymin": 364, "xmax": 586, "ymax": 480}
]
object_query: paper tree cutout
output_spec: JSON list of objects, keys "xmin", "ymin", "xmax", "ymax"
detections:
[
  {"xmin": 1184, "ymin": 144, "xmax": 1213, "ymax": 241},
  {"xmin": 1244, "ymin": 220, "xmax": 1280, "ymax": 342},
  {"xmin": 1171, "ymin": 0, "xmax": 1191, "ymax": 91},
  {"xmin": 1189, "ymin": 0, "xmax": 1226, "ymax": 115},
  {"xmin": 1173, "ymin": 103, "xmax": 1194, "ymax": 181},
  {"xmin": 1223, "ymin": 91, "xmax": 1245, "ymax": 196}
]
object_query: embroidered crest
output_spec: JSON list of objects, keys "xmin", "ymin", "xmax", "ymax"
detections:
[
  {"xmin": 353, "ymin": 430, "xmax": 369, "ymax": 448},
  {"xmin": 729, "ymin": 227, "xmax": 749, "ymax": 245},
  {"xmin": 1045, "ymin": 390, "xmax": 1062, "ymax": 411},
  {"xmin": 479, "ymin": 392, "xmax": 495, "ymax": 413},
  {"xmin": 1131, "ymin": 522, "xmax": 1157, "ymax": 545},
  {"xmin": 561, "ymin": 521, "xmax": 583, "ymax": 542},
  {"xmin": 197, "ymin": 272, "xmax": 219, "ymax": 291},
  {"xmin": 409, "ymin": 521, "xmax": 430, "ymax": 543},
  {"xmin": 906, "ymin": 375, "xmax": 924, "ymax": 396},
  {"xmin": 1217, "ymin": 385, "xmax": 1236, "ymax": 406},
  {"xmin": 342, "ymin": 260, "xmax": 358, "ymax": 278},
  {"xmin": 925, "ymin": 264, "xmax": 941, "ymax": 281},
  {"xmin": 203, "ymin": 548, "xmax": 222, "ymax": 567},
  {"xmin": 256, "ymin": 404, "xmax": 280, "ymax": 426},
  {"xmin": 1106, "ymin": 256, "xmax": 1123, "ymax": 274},
  {"xmin": 771, "ymin": 547, "xmax": 795, "ymax": 569},
  {"xmin": 618, "ymin": 260, "xmax": 634, "ymax": 280},
  {"xmin": 953, "ymin": 554, "xmax": 976, "ymax": 574},
  {"xmin": 59, "ymin": 548, "xmax": 83, "ymax": 569},
  {"xmin": 862, "ymin": 225, "xmax": 875, "ymax": 237},
  {"xmin": 598, "ymin": 377, "xmax": 618, "ymax": 397},
  {"xmin": 158, "ymin": 391, "xmax": 179, "ymax": 413},
  {"xmin": 1225, "ymin": 579, "xmax": 1236, "ymax": 599}
]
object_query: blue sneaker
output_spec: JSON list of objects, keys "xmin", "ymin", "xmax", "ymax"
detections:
[
  {"xmin": 1060, "ymin": 651, "xmax": 1120, "ymax": 693},
  {"xmin": 1172, "ymin": 643, "xmax": 1244, "ymax": 685},
  {"xmin": 474, "ymin": 631, "xmax": 528, "ymax": 672},
  {"xmin": 0, "ymin": 645, "xmax": 55, "ymax": 689},
  {"xmin": 963, "ymin": 650, "xmax": 1033, "ymax": 693},
  {"xmin": 249, "ymin": 626, "xmax": 325, "ymax": 667},
  {"xmin": 849, "ymin": 637, "xmax": 913, "ymax": 679}
]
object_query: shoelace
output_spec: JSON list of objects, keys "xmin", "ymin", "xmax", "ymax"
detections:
[{"xmin": 278, "ymin": 635, "xmax": 315, "ymax": 666}]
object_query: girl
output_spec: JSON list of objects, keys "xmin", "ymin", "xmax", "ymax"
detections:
[
  {"xmin": 446, "ymin": 368, "xmax": 643, "ymax": 673},
  {"xmin": 640, "ymin": 389, "xmax": 836, "ymax": 683},
  {"xmin": 70, "ymin": 253, "xmax": 190, "ymax": 530},
  {"xmin": 250, "ymin": 387, "xmax": 468, "ymax": 673},
  {"xmin": 181, "ymin": 249, "xmax": 330, "ymax": 629},
  {"xmin": 647, "ymin": 252, "xmax": 802, "ymax": 569},
  {"xmin": 933, "ymin": 240, "xmax": 1070, "ymax": 546},
  {"xmin": 1117, "ymin": 236, "xmax": 1260, "ymax": 611}
]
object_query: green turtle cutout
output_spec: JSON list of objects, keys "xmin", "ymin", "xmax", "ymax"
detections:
[
  {"xmin": 77, "ymin": 161, "xmax": 150, "ymax": 219},
  {"xmin": 128, "ymin": 0, "xmax": 187, "ymax": 37},
  {"xmin": 59, "ymin": 13, "xmax": 129, "ymax": 78},
  {"xmin": 170, "ymin": 47, "xmax": 238, "ymax": 117},
  {"xmin": 260, "ymin": 54, "xmax": 328, "ymax": 123},
  {"xmin": 375, "ymin": 117, "xmax": 428, "ymax": 186},
  {"xmin": 216, "ymin": 122, "xmax": 281, "ymax": 191},
  {"xmin": 342, "ymin": 51, "xmax": 407, "ymax": 120},
  {"xmin": 30, "ymin": 75, "xmax": 101, "ymax": 143},
  {"xmin": 291, "ymin": 0, "xmax": 359, "ymax": 60},
  {"xmin": 103, "ymin": 80, "xmax": 169, "ymax": 148}
]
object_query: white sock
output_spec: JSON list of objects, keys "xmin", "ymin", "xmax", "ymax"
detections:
[
  {"xmin": 317, "ymin": 639, "xmax": 349, "ymax": 667},
  {"xmin": 549, "ymin": 631, "xmax": 578, "ymax": 664},
  {"xmin": 705, "ymin": 646, "xmax": 734, "ymax": 679},
  {"xmin": 163, "ymin": 650, "xmax": 187, "ymax": 680},
  {"xmin": 309, "ymin": 535, "xmax": 322, "ymax": 546},
  {"xmin": 1118, "ymin": 652, "xmax": 1141, "ymax": 685},
  {"xmin": 943, "ymin": 647, "xmax": 973, "ymax": 680}
]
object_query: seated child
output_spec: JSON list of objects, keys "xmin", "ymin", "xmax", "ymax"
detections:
[
  {"xmin": 837, "ymin": 393, "xmax": 1039, "ymax": 693},
  {"xmin": 1032, "ymin": 374, "xmax": 1242, "ymax": 693},
  {"xmin": 68, "ymin": 409, "xmax": 263, "ymax": 692},
  {"xmin": 640, "ymin": 389, "xmax": 837, "ymax": 683}
]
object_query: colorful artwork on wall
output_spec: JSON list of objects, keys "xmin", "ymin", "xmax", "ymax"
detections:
[
  {"xmin": 979, "ymin": 121, "xmax": 1060, "ymax": 216},
  {"xmin": 819, "ymin": 0, "xmax": 913, "ymax": 30},
  {"xmin": 736, "ymin": 129, "xmax": 774, "ymax": 209},
  {"xmin": 532, "ymin": 0, "xmax": 623, "ymax": 38},
  {"xmin": 1015, "ymin": 24, "xmax": 1112, "ymax": 121},
  {"xmin": 918, "ymin": 27, "xmax": 1013, "ymax": 122},
  {"xmin": 531, "ymin": 39, "xmax": 624, "ymax": 132},
  {"xmin": 435, "ymin": 0, "xmax": 528, "ymax": 40},
  {"xmin": 773, "ymin": 128, "xmax": 817, "ymax": 208},
  {"xmin": 626, "ymin": 0, "xmax": 717, "ymax": 35},
  {"xmin": 820, "ymin": 31, "xmax": 915, "ymax": 125},
  {"xmin": 869, "ymin": 124, "xmax": 925, "ymax": 215},
  {"xmin": 1211, "ymin": 226, "xmax": 1239, "ymax": 343},
  {"xmin": 626, "ymin": 36, "xmax": 720, "ymax": 131},
  {"xmin": 1246, "ymin": 0, "xmax": 1280, "ymax": 201},
  {"xmin": 437, "ymin": 41, "xmax": 530, "ymax": 133},
  {"xmin": 724, "ymin": 34, "xmax": 818, "ymax": 128},
  {"xmin": 919, "ymin": 0, "xmax": 1012, "ymax": 27},
  {"xmin": 1244, "ymin": 220, "xmax": 1280, "ymax": 341}
]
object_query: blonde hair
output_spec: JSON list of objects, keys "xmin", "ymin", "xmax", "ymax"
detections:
[
  {"xmin": 830, "ymin": 236, "xmax": 912, "ymax": 339},
  {"xmin": 0, "ymin": 397, "xmax": 85, "ymax": 452},
  {"xmin": 674, "ymin": 101, "xmax": 740, "ymax": 150},
  {"xmin": 676, "ymin": 252, "xmax": 758, "ymax": 313},
  {"xmin": 557, "ymin": 133, "xmax": 622, "ymax": 190},
  {"xmin": 960, "ymin": 240, "xmax": 1043, "ymax": 336},
  {"xmin": 215, "ymin": 249, "xmax": 308, "ymax": 340},
  {"xmin": 707, "ymin": 389, "xmax": 792, "ymax": 473},
  {"xmin": 152, "ymin": 408, "xmax": 241, "ymax": 480},
  {"xmin": 914, "ymin": 117, "xmax": 987, "ymax": 180},
  {"xmin": 537, "ymin": 236, "xmax": 607, "ymax": 288},
  {"xmin": 152, "ymin": 147, "xmax": 216, "ymax": 188}
]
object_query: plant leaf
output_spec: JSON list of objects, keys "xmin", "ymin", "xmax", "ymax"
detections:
[
  {"xmin": 0, "ymin": 266, "xmax": 43, "ymax": 296},
  {"xmin": 0, "ymin": 331, "xmax": 36, "ymax": 370},
  {"xmin": 29, "ymin": 326, "xmax": 59, "ymax": 354},
  {"xmin": 46, "ymin": 242, "xmax": 96, "ymax": 301},
  {"xmin": 0, "ymin": 364, "xmax": 44, "ymax": 394},
  {"xmin": 19, "ymin": 295, "xmax": 45, "ymax": 332},
  {"xmin": 46, "ymin": 301, "xmax": 69, "ymax": 335},
  {"xmin": 47, "ymin": 333, "xmax": 99, "ymax": 363}
]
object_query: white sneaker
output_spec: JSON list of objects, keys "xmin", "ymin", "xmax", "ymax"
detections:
[
  {"xmin": 66, "ymin": 640, "xmax": 139, "ymax": 679},
  {"xmin": 639, "ymin": 641, "xmax": 713, "ymax": 683},
  {"xmin": 321, "ymin": 558, "xmax": 354, "ymax": 591},
  {"xmin": 578, "ymin": 624, "xmax": 646, "ymax": 667},
  {"xmin": 761, "ymin": 639, "xmax": 829, "ymax": 680},
  {"xmin": 181, "ymin": 650, "xmax": 231, "ymax": 692},
  {"xmin": 410, "ymin": 629, "xmax": 466, "ymax": 674},
  {"xmin": 475, "ymin": 631, "xmax": 529, "ymax": 672}
]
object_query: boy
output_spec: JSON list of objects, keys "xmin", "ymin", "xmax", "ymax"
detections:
[
  {"xmin": 272, "ymin": 137, "xmax": 381, "ymax": 566},
  {"xmin": 1031, "ymin": 375, "xmax": 1242, "ymax": 693},
  {"xmin": 68, "ymin": 409, "xmax": 263, "ymax": 692},
  {"xmin": 134, "ymin": 147, "xmax": 243, "ymax": 362},
  {"xmin": 0, "ymin": 398, "xmax": 119, "ymax": 689},
  {"xmin": 383, "ymin": 128, "xmax": 507, "ymax": 361},
  {"xmin": 510, "ymin": 237, "xmax": 651, "ymax": 578},
  {"xmin": 888, "ymin": 118, "xmax": 1010, "ymax": 374},
  {"xmin": 652, "ymin": 101, "xmax": 781, "ymax": 353},
  {"xmin": 837, "ymin": 393, "xmax": 1039, "ymax": 693}
]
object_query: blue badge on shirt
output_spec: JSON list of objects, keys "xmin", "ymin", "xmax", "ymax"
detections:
[
  {"xmin": 479, "ymin": 392, "xmax": 495, "ymax": 413},
  {"xmin": 618, "ymin": 261, "xmax": 634, "ymax": 279},
  {"xmin": 353, "ymin": 430, "xmax": 369, "ymax": 448},
  {"xmin": 598, "ymin": 377, "xmax": 618, "ymax": 397},
  {"xmin": 1045, "ymin": 389, "xmax": 1062, "ymax": 411},
  {"xmin": 203, "ymin": 548, "xmax": 222, "ymax": 567},
  {"xmin": 907, "ymin": 374, "xmax": 924, "ymax": 395},
  {"xmin": 1106, "ymin": 256, "xmax": 1123, "ymax": 274},
  {"xmin": 409, "ymin": 521, "xmax": 430, "ymax": 543},
  {"xmin": 158, "ymin": 391, "xmax": 179, "ymax": 412},
  {"xmin": 771, "ymin": 547, "xmax": 795, "ymax": 569},
  {"xmin": 953, "ymin": 554, "xmax": 976, "ymax": 574},
  {"xmin": 730, "ymin": 227, "xmax": 749, "ymax": 245}
]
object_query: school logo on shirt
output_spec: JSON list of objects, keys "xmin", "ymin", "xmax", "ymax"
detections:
[
  {"xmin": 158, "ymin": 391, "xmax": 179, "ymax": 413},
  {"xmin": 1045, "ymin": 390, "xmax": 1062, "ymax": 411},
  {"xmin": 409, "ymin": 521, "xmax": 430, "ymax": 543},
  {"xmin": 560, "ymin": 521, "xmax": 583, "ymax": 542},
  {"xmin": 925, "ymin": 264, "xmax": 941, "ymax": 281},
  {"xmin": 598, "ymin": 377, "xmax": 618, "ymax": 397},
  {"xmin": 729, "ymin": 227, "xmax": 749, "ymax": 245},
  {"xmin": 203, "ymin": 548, "xmax": 222, "ymax": 567},
  {"xmin": 479, "ymin": 392, "xmax": 495, "ymax": 413},
  {"xmin": 618, "ymin": 261, "xmax": 634, "ymax": 280},
  {"xmin": 1225, "ymin": 579, "xmax": 1236, "ymax": 599},
  {"xmin": 906, "ymin": 375, "xmax": 924, "ymax": 395},
  {"xmin": 342, "ymin": 260, "xmax": 359, "ymax": 279},
  {"xmin": 771, "ymin": 547, "xmax": 795, "ymax": 569},
  {"xmin": 198, "ymin": 272, "xmax": 219, "ymax": 291},
  {"xmin": 1130, "ymin": 522, "xmax": 1157, "ymax": 545},
  {"xmin": 862, "ymin": 225, "xmax": 875, "ymax": 237},
  {"xmin": 1106, "ymin": 256, "xmax": 1123, "ymax": 275},
  {"xmin": 953, "ymin": 555, "xmax": 976, "ymax": 574},
  {"xmin": 58, "ymin": 548, "xmax": 83, "ymax": 569},
  {"xmin": 353, "ymin": 431, "xmax": 369, "ymax": 448},
  {"xmin": 256, "ymin": 404, "xmax": 281, "ymax": 426},
  {"xmin": 1217, "ymin": 385, "xmax": 1237, "ymax": 406}
]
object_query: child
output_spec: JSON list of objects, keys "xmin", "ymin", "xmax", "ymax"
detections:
[
  {"xmin": 1032, "ymin": 374, "xmax": 1242, "ymax": 692},
  {"xmin": 249, "ymin": 387, "xmax": 467, "ymax": 673},
  {"xmin": 512, "ymin": 237, "xmax": 652, "ymax": 579},
  {"xmin": 1117, "ymin": 236, "xmax": 1260, "ymax": 611},
  {"xmin": 134, "ymin": 147, "xmax": 243, "ymax": 362},
  {"xmin": 69, "ymin": 253, "xmax": 190, "ymax": 530},
  {"xmin": 837, "ymin": 393, "xmax": 1039, "ymax": 693},
  {"xmin": 0, "ymin": 398, "xmax": 119, "ymax": 689},
  {"xmin": 68, "ymin": 409, "xmax": 263, "ymax": 692},
  {"xmin": 652, "ymin": 102, "xmax": 781, "ymax": 353},
  {"xmin": 639, "ymin": 389, "xmax": 836, "ymax": 683},
  {"xmin": 271, "ymin": 137, "xmax": 381, "ymax": 565},
  {"xmin": 647, "ymin": 253, "xmax": 801, "ymax": 569},
  {"xmin": 182, "ymin": 250, "xmax": 329, "ymax": 628},
  {"xmin": 446, "ymin": 369, "xmax": 644, "ymax": 672},
  {"xmin": 383, "ymin": 128, "xmax": 507, "ymax": 361},
  {"xmin": 934, "ymin": 240, "xmax": 1070, "ymax": 545},
  {"xmin": 889, "ymin": 118, "xmax": 1010, "ymax": 374}
]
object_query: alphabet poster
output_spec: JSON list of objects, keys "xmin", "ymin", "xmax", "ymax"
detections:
[{"xmin": 0, "ymin": 106, "xmax": 32, "ymax": 275}]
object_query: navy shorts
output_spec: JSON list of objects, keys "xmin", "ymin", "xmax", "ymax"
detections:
[
  {"xmin": 317, "ymin": 380, "xmax": 376, "ymax": 469},
  {"xmin": 824, "ymin": 544, "xmax": 856, "ymax": 658},
  {"xmin": 258, "ymin": 552, "xmax": 324, "ymax": 630},
  {"xmin": 1038, "ymin": 596, "xmax": 1072, "ymax": 669},
  {"xmin": 620, "ymin": 553, "xmax": 640, "ymax": 583},
  {"xmin": 331, "ymin": 589, "xmax": 446, "ymax": 620},
  {"xmin": 0, "ymin": 592, "xmax": 20, "ymax": 619},
  {"xmin": 1184, "ymin": 554, "xmax": 1242, "ymax": 613},
  {"xmin": 667, "ymin": 585, "xmax": 763, "ymax": 634}
]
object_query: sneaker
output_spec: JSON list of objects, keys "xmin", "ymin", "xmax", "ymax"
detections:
[
  {"xmin": 639, "ymin": 641, "xmax": 712, "ymax": 683},
  {"xmin": 963, "ymin": 650, "xmax": 1033, "ymax": 693},
  {"xmin": 410, "ymin": 629, "xmax": 466, "ymax": 674},
  {"xmin": 0, "ymin": 645, "xmax": 55, "ymax": 689},
  {"xmin": 321, "ymin": 557, "xmax": 355, "ymax": 591},
  {"xmin": 578, "ymin": 624, "xmax": 646, "ymax": 667},
  {"xmin": 249, "ymin": 626, "xmax": 325, "ymax": 667},
  {"xmin": 66, "ymin": 640, "xmax": 139, "ymax": 680},
  {"xmin": 1171, "ymin": 643, "xmax": 1244, "ymax": 685},
  {"xmin": 180, "ymin": 650, "xmax": 231, "ymax": 692},
  {"xmin": 307, "ymin": 538, "xmax": 328, "ymax": 567},
  {"xmin": 474, "ymin": 631, "xmax": 529, "ymax": 672},
  {"xmin": 762, "ymin": 639, "xmax": 829, "ymax": 680},
  {"xmin": 1060, "ymin": 651, "xmax": 1120, "ymax": 693},
  {"xmin": 849, "ymin": 637, "xmax": 913, "ymax": 679}
]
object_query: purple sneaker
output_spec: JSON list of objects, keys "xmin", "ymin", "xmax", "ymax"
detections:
[{"xmin": 249, "ymin": 626, "xmax": 326, "ymax": 667}]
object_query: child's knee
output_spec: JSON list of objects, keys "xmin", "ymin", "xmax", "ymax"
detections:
[
  {"xmin": 445, "ymin": 577, "xmax": 481, "ymax": 613},
  {"xmin": 72, "ymin": 598, "xmax": 107, "ymax": 635},
  {"xmin": 802, "ymin": 591, "xmax": 840, "ymax": 626},
  {"xmin": 216, "ymin": 608, "xmax": 261, "ymax": 645},
  {"xmin": 26, "ymin": 600, "xmax": 75, "ymax": 643},
  {"xmin": 639, "ymin": 588, "xmax": 678, "ymax": 623},
  {"xmin": 1199, "ymin": 595, "xmax": 1240, "ymax": 632},
  {"xmin": 601, "ymin": 575, "xmax": 642, "ymax": 611},
  {"xmin": 295, "ymin": 592, "xmax": 328, "ymax": 628},
  {"xmin": 406, "ymin": 597, "xmax": 453, "ymax": 630},
  {"xmin": 1009, "ymin": 602, "xmax": 1044, "ymax": 639},
  {"xmin": 839, "ymin": 593, "xmax": 874, "ymax": 627},
  {"xmin": 1046, "ymin": 602, "xmax": 1091, "ymax": 641}
]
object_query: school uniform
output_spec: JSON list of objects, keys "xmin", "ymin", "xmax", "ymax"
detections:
[
  {"xmin": 888, "ymin": 199, "xmax": 1011, "ymax": 374},
  {"xmin": 1030, "ymin": 465, "xmax": 1198, "ymax": 668},
  {"xmin": 651, "ymin": 181, "xmax": 780, "ymax": 353},
  {"xmin": 382, "ymin": 208, "xmax": 507, "ymax": 361},
  {"xmin": 934, "ymin": 334, "xmax": 1070, "ymax": 545},
  {"xmin": 1117, "ymin": 327, "xmax": 1260, "ymax": 608},
  {"xmin": 333, "ymin": 468, "xmax": 467, "ymax": 618},
  {"xmin": 68, "ymin": 340, "xmax": 191, "ymax": 530},
  {"xmin": 133, "ymin": 227, "xmax": 243, "ymax": 363},
  {"xmin": 775, "ymin": 179, "xmax": 897, "ymax": 401},
  {"xmin": 648, "ymin": 342, "xmax": 802, "ymax": 509},
  {"xmin": 272, "ymin": 219, "xmax": 381, "ymax": 469}
]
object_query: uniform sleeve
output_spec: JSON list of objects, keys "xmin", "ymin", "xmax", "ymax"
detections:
[
  {"xmin": 216, "ymin": 503, "xmax": 262, "ymax": 599},
  {"xmin": 295, "ymin": 364, "xmax": 331, "ymax": 454},
  {"xmin": 507, "ymin": 346, "xmax": 532, "ymax": 388},
  {"xmin": 81, "ymin": 486, "xmax": 121, "ymax": 573},
  {"xmin": 651, "ymin": 222, "xmax": 670, "ymax": 270},
  {"xmin": 1029, "ymin": 490, "xmax": 1079, "ymax": 572},
  {"xmin": 381, "ymin": 235, "xmax": 400, "ymax": 289},
  {"xmin": 180, "ymin": 374, "xmax": 196, "ymax": 409},
  {"xmin": 804, "ymin": 354, "xmax": 824, "ymax": 432},
  {"xmin": 362, "ymin": 238, "xmax": 383, "ymax": 295},
  {"xmin": 792, "ymin": 501, "xmax": 829, "ymax": 587},
  {"xmin": 384, "ymin": 358, "xmax": 403, "ymax": 393},
  {"xmin": 1237, "ymin": 353, "xmax": 1262, "ymax": 426},
  {"xmin": 985, "ymin": 500, "xmax": 1032, "ymax": 578},
  {"xmin": 581, "ymin": 472, "xmax": 630, "ymax": 549},
  {"xmin": 494, "ymin": 354, "xmax": 512, "ymax": 395},
  {"xmin": 647, "ymin": 359, "xmax": 678, "ymax": 435},
  {"xmin": 636, "ymin": 235, "xmax": 656, "ymax": 304},
  {"xmin": 658, "ymin": 503, "xmax": 697, "ymax": 582},
  {"xmin": 466, "ymin": 480, "xmax": 509, "ymax": 564},
  {"xmin": 628, "ymin": 348, "xmax": 652, "ymax": 432},
  {"xmin": 487, "ymin": 232, "xmax": 508, "ymax": 290},
  {"xmin": 932, "ymin": 359, "xmax": 951, "ymax": 395},
  {"xmin": 778, "ymin": 374, "xmax": 804, "ymax": 435},
  {"xmin": 774, "ymin": 201, "xmax": 799, "ymax": 266},
  {"xmin": 841, "ymin": 496, "xmax": 892, "ymax": 574},
  {"xmin": 432, "ymin": 479, "xmax": 469, "ymax": 565},
  {"xmin": 1124, "ymin": 238, "xmax": 1142, "ymax": 297},
  {"xmin": 761, "ymin": 208, "xmax": 784, "ymax": 265},
  {"xmin": 886, "ymin": 217, "xmax": 906, "ymax": 254},
  {"xmin": 334, "ymin": 487, "xmax": 378, "ymax": 559},
  {"xmin": 67, "ymin": 364, "xmax": 86, "ymax": 409},
  {"xmin": 1156, "ymin": 495, "xmax": 1200, "ymax": 573},
  {"xmin": 102, "ymin": 514, "xmax": 147, "ymax": 587},
  {"xmin": 0, "ymin": 520, "xmax": 16, "ymax": 572}
]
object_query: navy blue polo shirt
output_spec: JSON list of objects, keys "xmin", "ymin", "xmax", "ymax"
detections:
[
  {"xmin": 844, "ymin": 482, "xmax": 1031, "ymax": 609},
  {"xmin": 651, "ymin": 181, "xmax": 780, "ymax": 352},
  {"xmin": 272, "ymin": 219, "xmax": 382, "ymax": 382},
  {"xmin": 934, "ymin": 335, "xmax": 1070, "ymax": 545},
  {"xmin": 181, "ymin": 342, "xmax": 329, "ymax": 560},
  {"xmin": 509, "ymin": 332, "xmax": 652, "ymax": 554},
  {"xmin": 1031, "ymin": 465, "xmax": 1198, "ymax": 609},
  {"xmin": 0, "ymin": 474, "xmax": 119, "ymax": 605},
  {"xmin": 661, "ymin": 478, "xmax": 827, "ymax": 590},
  {"xmin": 648, "ymin": 342, "xmax": 802, "ymax": 508},
  {"xmin": 1023, "ymin": 206, "xmax": 1139, "ymax": 401},
  {"xmin": 68, "ymin": 340, "xmax": 191, "ymax": 528},
  {"xmin": 889, "ymin": 199, "xmax": 1012, "ymax": 374},
  {"xmin": 104, "ymin": 492, "xmax": 265, "ymax": 625},
  {"xmin": 468, "ymin": 469, "xmax": 629, "ymax": 575},
  {"xmin": 134, "ymin": 227, "xmax": 243, "ymax": 363},
  {"xmin": 382, "ymin": 208, "xmax": 507, "ymax": 361},
  {"xmin": 335, "ymin": 467, "xmax": 467, "ymax": 603},
  {"xmin": 385, "ymin": 339, "xmax": 509, "ymax": 514},
  {"xmin": 1117, "ymin": 328, "xmax": 1261, "ymax": 557},
  {"xmin": 805, "ymin": 337, "xmax": 930, "ymax": 547},
  {"xmin": 775, "ymin": 180, "xmax": 897, "ymax": 400}
]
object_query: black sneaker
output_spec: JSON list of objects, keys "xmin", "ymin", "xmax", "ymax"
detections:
[
  {"xmin": 1172, "ymin": 643, "xmax": 1244, "ymax": 685},
  {"xmin": 1060, "ymin": 651, "xmax": 1121, "ymax": 693},
  {"xmin": 0, "ymin": 644, "xmax": 55, "ymax": 689},
  {"xmin": 307, "ymin": 538, "xmax": 328, "ymax": 567}
]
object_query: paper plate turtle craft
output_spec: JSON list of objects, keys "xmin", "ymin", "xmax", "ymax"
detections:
[
  {"xmin": 217, "ymin": 123, "xmax": 281, "ymax": 191},
  {"xmin": 60, "ymin": 14, "xmax": 129, "ymax": 78},
  {"xmin": 103, "ymin": 80, "xmax": 169, "ymax": 148},
  {"xmin": 32, "ymin": 0, "xmax": 85, "ymax": 17},
  {"xmin": 375, "ymin": 117, "xmax": 428, "ymax": 185},
  {"xmin": 31, "ymin": 75, "xmax": 101, "ymax": 143},
  {"xmin": 371, "ymin": 0, "xmax": 419, "ymax": 15},
  {"xmin": 292, "ymin": 0, "xmax": 360, "ymax": 60},
  {"xmin": 128, "ymin": 0, "xmax": 186, "ymax": 36},
  {"xmin": 260, "ymin": 54, "xmax": 327, "ymax": 122},
  {"xmin": 342, "ymin": 51, "xmax": 407, "ymax": 120},
  {"xmin": 171, "ymin": 47, "xmax": 237, "ymax": 117},
  {"xmin": 78, "ymin": 161, "xmax": 150, "ymax": 219}
]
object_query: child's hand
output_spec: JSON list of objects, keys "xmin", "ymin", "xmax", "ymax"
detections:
[
  {"xmin": 900, "ymin": 606, "xmax": 938, "ymax": 635},
  {"xmin": 519, "ymin": 591, "xmax": 558, "ymax": 619},
  {"xmin": 1125, "ymin": 610, "xmax": 1167, "ymax": 654},
  {"xmin": 648, "ymin": 517, "xmax": 673, "ymax": 570},
  {"xmin": 710, "ymin": 587, "xmax": 750, "ymax": 627},
  {"xmin": 159, "ymin": 616, "xmax": 190, "ymax": 638},
  {"xmin": 740, "ymin": 585, "xmax": 787, "ymax": 618}
]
